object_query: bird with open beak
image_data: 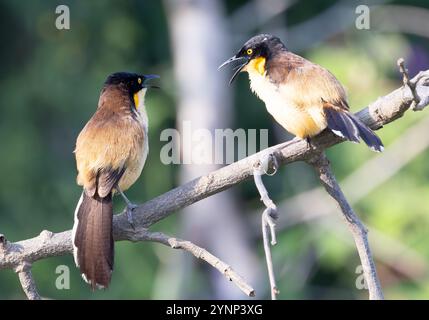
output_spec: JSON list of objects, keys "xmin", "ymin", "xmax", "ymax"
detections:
[{"xmin": 219, "ymin": 34, "xmax": 383, "ymax": 152}]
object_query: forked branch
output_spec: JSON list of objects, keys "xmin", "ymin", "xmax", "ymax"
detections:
[{"xmin": 1, "ymin": 61, "xmax": 429, "ymax": 299}]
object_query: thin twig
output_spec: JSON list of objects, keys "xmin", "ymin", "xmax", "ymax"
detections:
[
  {"xmin": 398, "ymin": 57, "xmax": 420, "ymax": 110},
  {"xmin": 261, "ymin": 210, "xmax": 279, "ymax": 300},
  {"xmin": 260, "ymin": 115, "xmax": 429, "ymax": 279},
  {"xmin": 253, "ymin": 153, "xmax": 280, "ymax": 300},
  {"xmin": 15, "ymin": 262, "xmax": 41, "ymax": 300},
  {"xmin": 131, "ymin": 230, "xmax": 255, "ymax": 297},
  {"xmin": 1, "ymin": 64, "xmax": 429, "ymax": 299},
  {"xmin": 309, "ymin": 153, "xmax": 384, "ymax": 300}
]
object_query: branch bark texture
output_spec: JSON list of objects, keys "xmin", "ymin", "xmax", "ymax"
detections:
[
  {"xmin": 308, "ymin": 153, "xmax": 384, "ymax": 300},
  {"xmin": 1, "ymin": 66, "xmax": 429, "ymax": 299}
]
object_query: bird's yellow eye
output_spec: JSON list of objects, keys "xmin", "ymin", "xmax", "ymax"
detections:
[
  {"xmin": 138, "ymin": 78, "xmax": 142, "ymax": 85},
  {"xmin": 247, "ymin": 48, "xmax": 253, "ymax": 55}
]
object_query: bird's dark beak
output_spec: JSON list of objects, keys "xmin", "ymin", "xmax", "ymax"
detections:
[
  {"xmin": 143, "ymin": 74, "xmax": 160, "ymax": 89},
  {"xmin": 218, "ymin": 55, "xmax": 249, "ymax": 85}
]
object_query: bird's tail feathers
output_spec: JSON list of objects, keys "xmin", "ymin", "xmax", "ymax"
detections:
[
  {"xmin": 72, "ymin": 191, "xmax": 114, "ymax": 290},
  {"xmin": 325, "ymin": 107, "xmax": 384, "ymax": 152}
]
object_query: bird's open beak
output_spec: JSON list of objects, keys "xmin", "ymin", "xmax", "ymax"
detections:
[
  {"xmin": 218, "ymin": 56, "xmax": 249, "ymax": 85},
  {"xmin": 143, "ymin": 74, "xmax": 160, "ymax": 89}
]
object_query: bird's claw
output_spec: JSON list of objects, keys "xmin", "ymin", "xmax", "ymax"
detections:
[
  {"xmin": 305, "ymin": 137, "xmax": 314, "ymax": 150},
  {"xmin": 126, "ymin": 203, "xmax": 138, "ymax": 227}
]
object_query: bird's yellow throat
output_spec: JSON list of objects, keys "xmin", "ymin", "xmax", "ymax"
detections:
[
  {"xmin": 246, "ymin": 56, "xmax": 266, "ymax": 75},
  {"xmin": 133, "ymin": 93, "xmax": 139, "ymax": 109},
  {"xmin": 133, "ymin": 89, "xmax": 147, "ymax": 110}
]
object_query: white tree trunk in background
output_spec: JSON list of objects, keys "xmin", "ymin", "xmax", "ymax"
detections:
[{"xmin": 163, "ymin": 0, "xmax": 260, "ymax": 299}]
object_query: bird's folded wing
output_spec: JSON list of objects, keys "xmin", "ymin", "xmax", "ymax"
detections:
[
  {"xmin": 75, "ymin": 113, "xmax": 142, "ymax": 196},
  {"xmin": 96, "ymin": 166, "xmax": 126, "ymax": 198},
  {"xmin": 283, "ymin": 62, "xmax": 349, "ymax": 111}
]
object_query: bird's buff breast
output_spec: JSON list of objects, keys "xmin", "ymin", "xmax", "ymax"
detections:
[
  {"xmin": 247, "ymin": 70, "xmax": 326, "ymax": 139},
  {"xmin": 117, "ymin": 108, "xmax": 149, "ymax": 192}
]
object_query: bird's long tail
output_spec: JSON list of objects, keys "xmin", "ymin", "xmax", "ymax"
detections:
[
  {"xmin": 324, "ymin": 107, "xmax": 384, "ymax": 152},
  {"xmin": 72, "ymin": 191, "xmax": 114, "ymax": 290}
]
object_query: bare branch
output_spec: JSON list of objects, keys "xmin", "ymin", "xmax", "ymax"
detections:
[
  {"xmin": 253, "ymin": 153, "xmax": 280, "ymax": 300},
  {"xmin": 1, "ymin": 65, "xmax": 429, "ymax": 299},
  {"xmin": 1, "ymin": 232, "xmax": 42, "ymax": 300},
  {"xmin": 261, "ymin": 210, "xmax": 278, "ymax": 299},
  {"xmin": 397, "ymin": 58, "xmax": 420, "ymax": 110},
  {"xmin": 0, "ymin": 228, "xmax": 254, "ymax": 297},
  {"xmin": 259, "ymin": 114, "xmax": 429, "ymax": 279},
  {"xmin": 15, "ymin": 262, "xmax": 41, "ymax": 300},
  {"xmin": 131, "ymin": 230, "xmax": 255, "ymax": 297},
  {"xmin": 308, "ymin": 153, "xmax": 384, "ymax": 300},
  {"xmin": 397, "ymin": 58, "xmax": 412, "ymax": 87},
  {"xmin": 0, "ymin": 231, "xmax": 72, "ymax": 269}
]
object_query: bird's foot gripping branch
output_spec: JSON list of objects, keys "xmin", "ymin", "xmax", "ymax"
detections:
[{"xmin": 1, "ymin": 60, "xmax": 429, "ymax": 299}]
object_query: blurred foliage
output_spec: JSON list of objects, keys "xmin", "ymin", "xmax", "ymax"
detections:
[{"xmin": 1, "ymin": 0, "xmax": 429, "ymax": 299}]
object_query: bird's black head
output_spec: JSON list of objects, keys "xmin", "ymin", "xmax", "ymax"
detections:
[
  {"xmin": 103, "ymin": 72, "xmax": 159, "ymax": 110},
  {"xmin": 219, "ymin": 34, "xmax": 287, "ymax": 84},
  {"xmin": 105, "ymin": 72, "xmax": 159, "ymax": 95}
]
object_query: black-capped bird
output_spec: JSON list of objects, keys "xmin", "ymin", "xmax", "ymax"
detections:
[
  {"xmin": 72, "ymin": 72, "xmax": 158, "ymax": 289},
  {"xmin": 219, "ymin": 34, "xmax": 383, "ymax": 152}
]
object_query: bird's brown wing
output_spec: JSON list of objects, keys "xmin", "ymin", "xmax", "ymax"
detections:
[
  {"xmin": 267, "ymin": 56, "xmax": 349, "ymax": 138},
  {"xmin": 288, "ymin": 60, "xmax": 383, "ymax": 151},
  {"xmin": 96, "ymin": 166, "xmax": 126, "ymax": 198},
  {"xmin": 75, "ymin": 109, "xmax": 142, "ymax": 197},
  {"xmin": 284, "ymin": 60, "xmax": 349, "ymax": 111}
]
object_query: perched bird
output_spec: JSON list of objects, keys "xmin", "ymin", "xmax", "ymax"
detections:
[
  {"xmin": 72, "ymin": 72, "xmax": 158, "ymax": 289},
  {"xmin": 219, "ymin": 34, "xmax": 383, "ymax": 152}
]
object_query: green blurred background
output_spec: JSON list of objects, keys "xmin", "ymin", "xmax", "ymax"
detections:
[{"xmin": 1, "ymin": 0, "xmax": 429, "ymax": 299}]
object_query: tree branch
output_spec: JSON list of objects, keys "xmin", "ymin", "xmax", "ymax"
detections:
[
  {"xmin": 253, "ymin": 153, "xmax": 280, "ymax": 300},
  {"xmin": 0, "ymin": 228, "xmax": 254, "ymax": 298},
  {"xmin": 308, "ymin": 153, "xmax": 384, "ymax": 300},
  {"xmin": 0, "ymin": 234, "xmax": 43, "ymax": 300},
  {"xmin": 1, "ymin": 64, "xmax": 429, "ymax": 299},
  {"xmin": 265, "ymin": 114, "xmax": 429, "ymax": 280},
  {"xmin": 132, "ymin": 230, "xmax": 255, "ymax": 297},
  {"xmin": 15, "ymin": 262, "xmax": 42, "ymax": 300}
]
